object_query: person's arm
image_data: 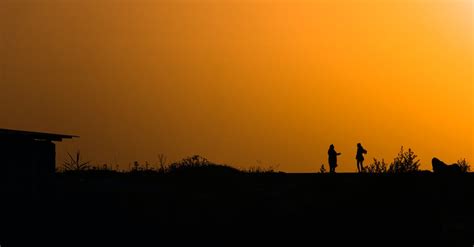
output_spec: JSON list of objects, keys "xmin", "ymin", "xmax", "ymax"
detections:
[{"xmin": 337, "ymin": 152, "xmax": 341, "ymax": 156}]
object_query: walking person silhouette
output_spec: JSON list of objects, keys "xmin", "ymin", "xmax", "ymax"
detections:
[
  {"xmin": 356, "ymin": 143, "xmax": 367, "ymax": 173},
  {"xmin": 328, "ymin": 144, "xmax": 341, "ymax": 173}
]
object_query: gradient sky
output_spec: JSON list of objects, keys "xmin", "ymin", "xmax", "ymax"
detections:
[{"xmin": 1, "ymin": 0, "xmax": 472, "ymax": 172}]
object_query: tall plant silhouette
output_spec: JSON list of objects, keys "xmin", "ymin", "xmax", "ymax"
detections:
[
  {"xmin": 388, "ymin": 146, "xmax": 420, "ymax": 173},
  {"xmin": 157, "ymin": 153, "xmax": 168, "ymax": 173},
  {"xmin": 62, "ymin": 151, "xmax": 91, "ymax": 171},
  {"xmin": 456, "ymin": 158, "xmax": 470, "ymax": 173}
]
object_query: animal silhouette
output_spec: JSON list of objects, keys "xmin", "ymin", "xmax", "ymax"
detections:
[{"xmin": 432, "ymin": 158, "xmax": 462, "ymax": 174}]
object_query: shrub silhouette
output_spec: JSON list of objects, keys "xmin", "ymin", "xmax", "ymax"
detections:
[
  {"xmin": 319, "ymin": 164, "xmax": 327, "ymax": 173},
  {"xmin": 167, "ymin": 155, "xmax": 241, "ymax": 175},
  {"xmin": 62, "ymin": 151, "xmax": 91, "ymax": 171},
  {"xmin": 388, "ymin": 146, "xmax": 420, "ymax": 173},
  {"xmin": 364, "ymin": 158, "xmax": 388, "ymax": 173},
  {"xmin": 245, "ymin": 166, "xmax": 276, "ymax": 174},
  {"xmin": 129, "ymin": 161, "xmax": 153, "ymax": 172},
  {"xmin": 456, "ymin": 158, "xmax": 470, "ymax": 173},
  {"xmin": 157, "ymin": 154, "xmax": 168, "ymax": 174},
  {"xmin": 56, "ymin": 153, "xmax": 281, "ymax": 175}
]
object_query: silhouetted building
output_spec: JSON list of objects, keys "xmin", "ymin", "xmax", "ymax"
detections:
[{"xmin": 0, "ymin": 128, "xmax": 77, "ymax": 194}]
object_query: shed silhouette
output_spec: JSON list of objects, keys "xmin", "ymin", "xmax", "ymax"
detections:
[{"xmin": 0, "ymin": 128, "xmax": 77, "ymax": 193}]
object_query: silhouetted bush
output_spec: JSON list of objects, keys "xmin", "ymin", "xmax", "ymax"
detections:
[
  {"xmin": 62, "ymin": 151, "xmax": 91, "ymax": 172},
  {"xmin": 244, "ymin": 160, "xmax": 279, "ymax": 174},
  {"xmin": 364, "ymin": 158, "xmax": 388, "ymax": 173},
  {"xmin": 128, "ymin": 161, "xmax": 158, "ymax": 174},
  {"xmin": 319, "ymin": 164, "xmax": 327, "ymax": 173},
  {"xmin": 388, "ymin": 147, "xmax": 420, "ymax": 173},
  {"xmin": 456, "ymin": 159, "xmax": 470, "ymax": 173},
  {"xmin": 157, "ymin": 154, "xmax": 168, "ymax": 174},
  {"xmin": 56, "ymin": 153, "xmax": 282, "ymax": 175},
  {"xmin": 358, "ymin": 147, "xmax": 420, "ymax": 174},
  {"xmin": 244, "ymin": 166, "xmax": 277, "ymax": 174},
  {"xmin": 167, "ymin": 155, "xmax": 241, "ymax": 175},
  {"xmin": 89, "ymin": 163, "xmax": 115, "ymax": 171}
]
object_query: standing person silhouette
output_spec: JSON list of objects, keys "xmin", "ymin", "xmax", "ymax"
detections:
[
  {"xmin": 356, "ymin": 143, "xmax": 367, "ymax": 173},
  {"xmin": 328, "ymin": 144, "xmax": 341, "ymax": 173}
]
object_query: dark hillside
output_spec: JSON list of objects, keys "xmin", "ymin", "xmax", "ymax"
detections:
[{"xmin": 2, "ymin": 172, "xmax": 473, "ymax": 246}]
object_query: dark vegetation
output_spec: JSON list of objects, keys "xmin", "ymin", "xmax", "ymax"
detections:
[
  {"xmin": 456, "ymin": 158, "xmax": 471, "ymax": 173},
  {"xmin": 363, "ymin": 146, "xmax": 421, "ymax": 174},
  {"xmin": 2, "ymin": 148, "xmax": 473, "ymax": 246},
  {"xmin": 60, "ymin": 147, "xmax": 470, "ymax": 175},
  {"xmin": 363, "ymin": 146, "xmax": 470, "ymax": 174},
  {"xmin": 59, "ymin": 153, "xmax": 278, "ymax": 175}
]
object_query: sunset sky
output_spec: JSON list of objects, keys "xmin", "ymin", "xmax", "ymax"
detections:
[{"xmin": 1, "ymin": 0, "xmax": 472, "ymax": 172}]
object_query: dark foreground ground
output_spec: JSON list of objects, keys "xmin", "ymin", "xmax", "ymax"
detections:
[{"xmin": 1, "ymin": 172, "xmax": 473, "ymax": 246}]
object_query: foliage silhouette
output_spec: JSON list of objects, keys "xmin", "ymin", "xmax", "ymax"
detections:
[
  {"xmin": 363, "ymin": 147, "xmax": 422, "ymax": 174},
  {"xmin": 319, "ymin": 164, "xmax": 327, "ymax": 173},
  {"xmin": 62, "ymin": 151, "xmax": 91, "ymax": 171},
  {"xmin": 388, "ymin": 146, "xmax": 420, "ymax": 173},
  {"xmin": 364, "ymin": 158, "xmax": 388, "ymax": 174},
  {"xmin": 58, "ymin": 149, "xmax": 468, "ymax": 175},
  {"xmin": 157, "ymin": 153, "xmax": 168, "ymax": 173},
  {"xmin": 58, "ymin": 153, "xmax": 281, "ymax": 175},
  {"xmin": 167, "ymin": 155, "xmax": 241, "ymax": 175},
  {"xmin": 245, "ymin": 166, "xmax": 276, "ymax": 174},
  {"xmin": 456, "ymin": 158, "xmax": 470, "ymax": 173}
]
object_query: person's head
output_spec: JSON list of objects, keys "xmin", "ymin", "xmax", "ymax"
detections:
[
  {"xmin": 357, "ymin": 143, "xmax": 362, "ymax": 148},
  {"xmin": 330, "ymin": 144, "xmax": 334, "ymax": 149}
]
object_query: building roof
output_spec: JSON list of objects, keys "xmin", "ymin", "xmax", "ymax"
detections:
[{"xmin": 0, "ymin": 128, "xmax": 78, "ymax": 142}]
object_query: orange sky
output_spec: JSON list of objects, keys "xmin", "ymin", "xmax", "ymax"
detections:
[{"xmin": 1, "ymin": 0, "xmax": 472, "ymax": 172}]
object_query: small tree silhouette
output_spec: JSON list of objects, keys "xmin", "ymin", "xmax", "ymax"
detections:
[
  {"xmin": 62, "ymin": 151, "xmax": 91, "ymax": 171},
  {"xmin": 456, "ymin": 158, "xmax": 470, "ymax": 173},
  {"xmin": 388, "ymin": 146, "xmax": 420, "ymax": 173}
]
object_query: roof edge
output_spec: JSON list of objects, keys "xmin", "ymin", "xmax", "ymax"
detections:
[{"xmin": 0, "ymin": 128, "xmax": 79, "ymax": 141}]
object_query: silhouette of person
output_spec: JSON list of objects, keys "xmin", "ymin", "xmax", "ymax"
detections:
[
  {"xmin": 328, "ymin": 144, "xmax": 341, "ymax": 173},
  {"xmin": 356, "ymin": 143, "xmax": 367, "ymax": 173}
]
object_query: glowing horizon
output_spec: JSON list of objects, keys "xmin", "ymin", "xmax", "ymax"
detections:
[{"xmin": 1, "ymin": 0, "xmax": 472, "ymax": 172}]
